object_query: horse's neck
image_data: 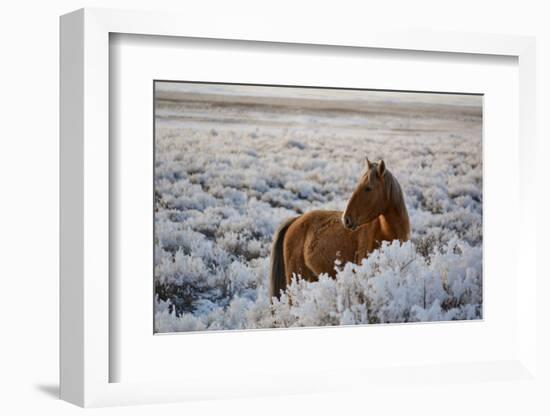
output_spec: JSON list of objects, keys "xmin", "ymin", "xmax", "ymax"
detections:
[{"xmin": 379, "ymin": 204, "xmax": 410, "ymax": 242}]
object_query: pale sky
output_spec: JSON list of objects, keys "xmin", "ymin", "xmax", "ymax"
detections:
[{"xmin": 155, "ymin": 81, "xmax": 482, "ymax": 108}]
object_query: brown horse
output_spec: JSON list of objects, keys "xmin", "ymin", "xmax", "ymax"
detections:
[{"xmin": 269, "ymin": 158, "xmax": 410, "ymax": 300}]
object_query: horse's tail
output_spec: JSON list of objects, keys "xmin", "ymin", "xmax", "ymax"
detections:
[{"xmin": 269, "ymin": 217, "xmax": 297, "ymax": 302}]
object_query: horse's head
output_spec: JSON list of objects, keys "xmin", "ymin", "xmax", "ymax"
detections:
[{"xmin": 342, "ymin": 158, "xmax": 389, "ymax": 231}]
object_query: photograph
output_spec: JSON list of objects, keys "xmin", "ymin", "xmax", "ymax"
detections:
[{"xmin": 153, "ymin": 81, "xmax": 483, "ymax": 333}]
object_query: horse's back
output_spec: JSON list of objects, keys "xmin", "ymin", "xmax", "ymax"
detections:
[
  {"xmin": 281, "ymin": 210, "xmax": 337, "ymax": 282},
  {"xmin": 285, "ymin": 210, "xmax": 361, "ymax": 278},
  {"xmin": 286, "ymin": 210, "xmax": 344, "ymax": 247}
]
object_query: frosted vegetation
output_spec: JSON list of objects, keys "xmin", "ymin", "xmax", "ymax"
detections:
[{"xmin": 153, "ymin": 83, "xmax": 483, "ymax": 333}]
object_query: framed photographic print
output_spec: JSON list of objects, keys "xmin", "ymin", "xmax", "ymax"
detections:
[{"xmin": 60, "ymin": 7, "xmax": 538, "ymax": 408}]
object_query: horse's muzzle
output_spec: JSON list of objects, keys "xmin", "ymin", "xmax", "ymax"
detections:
[{"xmin": 342, "ymin": 215, "xmax": 357, "ymax": 231}]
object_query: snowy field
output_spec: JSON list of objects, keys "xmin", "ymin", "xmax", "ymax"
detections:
[{"xmin": 154, "ymin": 82, "xmax": 483, "ymax": 333}]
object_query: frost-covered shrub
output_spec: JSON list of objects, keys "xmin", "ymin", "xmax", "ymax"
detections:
[
  {"xmin": 157, "ymin": 240, "xmax": 482, "ymax": 330},
  {"xmin": 268, "ymin": 240, "xmax": 482, "ymax": 327}
]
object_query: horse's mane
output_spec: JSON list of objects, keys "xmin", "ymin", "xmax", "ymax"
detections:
[{"xmin": 384, "ymin": 169, "xmax": 409, "ymax": 221}]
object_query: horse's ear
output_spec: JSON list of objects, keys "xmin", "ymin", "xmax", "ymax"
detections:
[
  {"xmin": 377, "ymin": 159, "xmax": 386, "ymax": 176},
  {"xmin": 366, "ymin": 157, "xmax": 372, "ymax": 169}
]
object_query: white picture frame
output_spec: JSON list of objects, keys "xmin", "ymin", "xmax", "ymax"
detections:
[{"xmin": 60, "ymin": 7, "xmax": 538, "ymax": 408}]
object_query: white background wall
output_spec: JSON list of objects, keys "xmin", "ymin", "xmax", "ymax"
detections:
[{"xmin": 0, "ymin": 1, "xmax": 548, "ymax": 414}]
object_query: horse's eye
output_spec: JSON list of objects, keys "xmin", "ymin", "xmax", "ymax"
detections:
[{"xmin": 365, "ymin": 186, "xmax": 372, "ymax": 192}]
